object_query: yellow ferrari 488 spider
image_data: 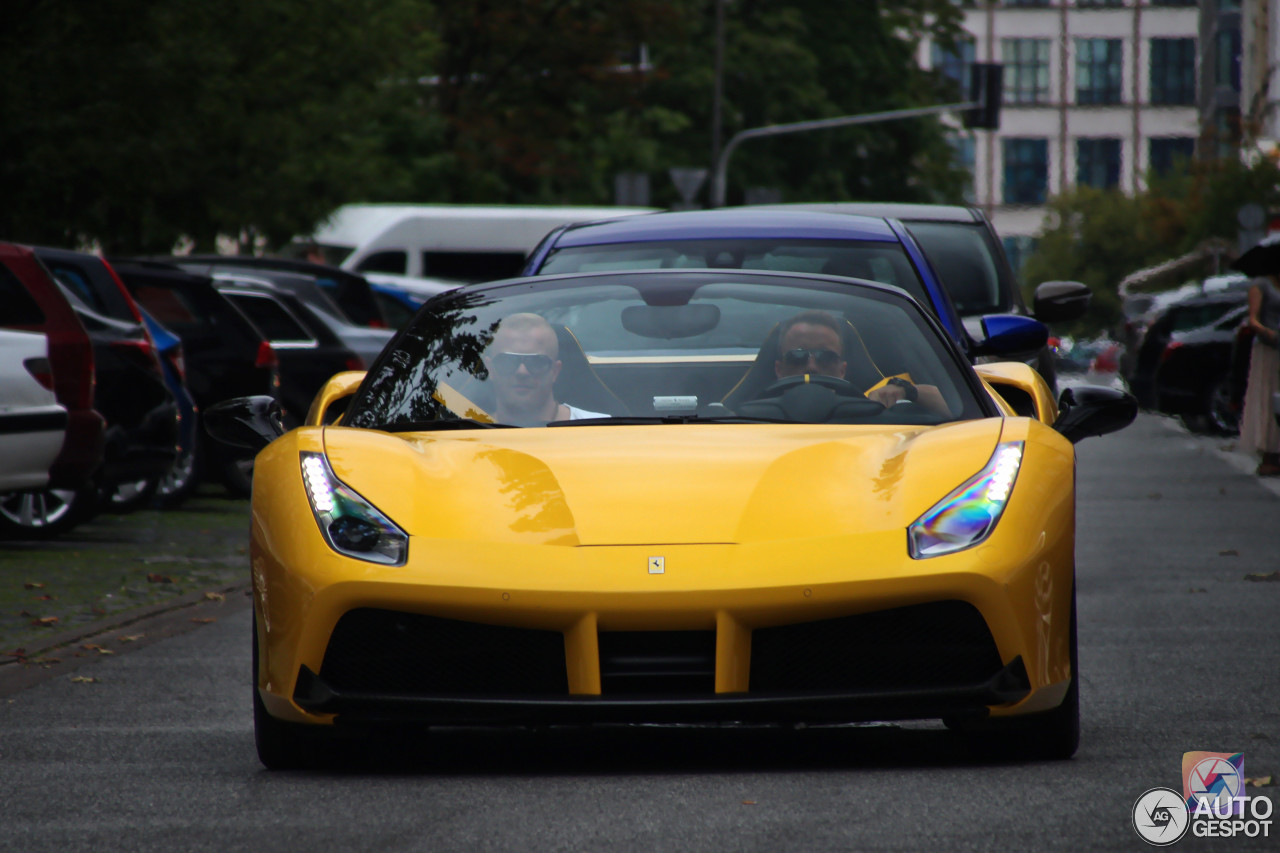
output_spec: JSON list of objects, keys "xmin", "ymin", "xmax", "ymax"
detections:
[{"xmin": 206, "ymin": 269, "xmax": 1135, "ymax": 769}]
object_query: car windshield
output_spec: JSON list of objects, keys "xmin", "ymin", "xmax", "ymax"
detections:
[
  {"xmin": 538, "ymin": 239, "xmax": 931, "ymax": 308},
  {"xmin": 903, "ymin": 222, "xmax": 1007, "ymax": 315},
  {"xmin": 346, "ymin": 272, "xmax": 986, "ymax": 430}
]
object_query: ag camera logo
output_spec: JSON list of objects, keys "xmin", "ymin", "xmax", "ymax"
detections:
[{"xmin": 1132, "ymin": 788, "xmax": 1190, "ymax": 846}]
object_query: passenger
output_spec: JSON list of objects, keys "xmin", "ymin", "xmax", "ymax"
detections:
[
  {"xmin": 484, "ymin": 313, "xmax": 607, "ymax": 426},
  {"xmin": 773, "ymin": 310, "xmax": 950, "ymax": 415}
]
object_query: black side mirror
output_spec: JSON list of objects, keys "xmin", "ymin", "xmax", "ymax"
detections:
[
  {"xmin": 1053, "ymin": 385, "xmax": 1137, "ymax": 443},
  {"xmin": 204, "ymin": 396, "xmax": 285, "ymax": 451},
  {"xmin": 1034, "ymin": 281, "xmax": 1092, "ymax": 324}
]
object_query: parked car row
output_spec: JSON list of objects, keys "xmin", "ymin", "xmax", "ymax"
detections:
[
  {"xmin": 1120, "ymin": 276, "xmax": 1254, "ymax": 435},
  {"xmin": 0, "ymin": 243, "xmax": 395, "ymax": 539}
]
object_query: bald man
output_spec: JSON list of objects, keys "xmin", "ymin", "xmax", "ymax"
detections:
[{"xmin": 484, "ymin": 313, "xmax": 608, "ymax": 426}]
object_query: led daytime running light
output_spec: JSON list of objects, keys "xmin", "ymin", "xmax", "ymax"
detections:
[
  {"xmin": 908, "ymin": 441, "xmax": 1024, "ymax": 559},
  {"xmin": 299, "ymin": 451, "xmax": 407, "ymax": 565}
]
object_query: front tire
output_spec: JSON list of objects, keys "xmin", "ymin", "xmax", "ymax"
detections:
[{"xmin": 0, "ymin": 487, "xmax": 98, "ymax": 539}]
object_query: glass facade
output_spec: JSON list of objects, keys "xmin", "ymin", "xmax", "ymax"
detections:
[
  {"xmin": 1076, "ymin": 138, "xmax": 1122, "ymax": 189},
  {"xmin": 1003, "ymin": 138, "xmax": 1049, "ymax": 205},
  {"xmin": 1076, "ymin": 39, "xmax": 1124, "ymax": 105},
  {"xmin": 931, "ymin": 38, "xmax": 976, "ymax": 99},
  {"xmin": 1150, "ymin": 38, "xmax": 1196, "ymax": 105},
  {"xmin": 1149, "ymin": 138, "xmax": 1195, "ymax": 177},
  {"xmin": 1002, "ymin": 39, "xmax": 1052, "ymax": 105}
]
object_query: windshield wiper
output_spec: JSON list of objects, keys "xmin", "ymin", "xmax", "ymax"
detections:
[
  {"xmin": 548, "ymin": 414, "xmax": 795, "ymax": 426},
  {"xmin": 375, "ymin": 418, "xmax": 515, "ymax": 432}
]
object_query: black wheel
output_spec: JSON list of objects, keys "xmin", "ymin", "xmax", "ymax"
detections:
[
  {"xmin": 956, "ymin": 588, "xmax": 1079, "ymax": 761},
  {"xmin": 155, "ymin": 432, "xmax": 203, "ymax": 509},
  {"xmin": 105, "ymin": 478, "xmax": 160, "ymax": 513},
  {"xmin": 1204, "ymin": 375, "xmax": 1239, "ymax": 435},
  {"xmin": 0, "ymin": 487, "xmax": 98, "ymax": 540},
  {"xmin": 252, "ymin": 614, "xmax": 321, "ymax": 770}
]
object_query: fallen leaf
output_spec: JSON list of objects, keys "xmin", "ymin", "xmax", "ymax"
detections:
[
  {"xmin": 69, "ymin": 675, "xmax": 98, "ymax": 684},
  {"xmin": 34, "ymin": 594, "xmax": 55, "ymax": 600},
  {"xmin": 203, "ymin": 592, "xmax": 225, "ymax": 602},
  {"xmin": 1188, "ymin": 588, "xmax": 1208, "ymax": 594},
  {"xmin": 742, "ymin": 801, "xmax": 757, "ymax": 806},
  {"xmin": 23, "ymin": 582, "xmax": 45, "ymax": 590},
  {"xmin": 80, "ymin": 644, "xmax": 114, "ymax": 655},
  {"xmin": 1246, "ymin": 776, "xmax": 1274, "ymax": 787},
  {"xmin": 1244, "ymin": 572, "xmax": 1280, "ymax": 583},
  {"xmin": 116, "ymin": 634, "xmax": 144, "ymax": 643},
  {"xmin": 1146, "ymin": 492, "xmax": 1162, "ymax": 500},
  {"xmin": 90, "ymin": 607, "xmax": 105, "ymax": 614},
  {"xmin": 191, "ymin": 617, "xmax": 216, "ymax": 624},
  {"xmin": 146, "ymin": 573, "xmax": 174, "ymax": 584},
  {"xmin": 33, "ymin": 657, "xmax": 60, "ymax": 666},
  {"xmin": 17, "ymin": 610, "xmax": 32, "ymax": 618},
  {"xmin": 31, "ymin": 616, "xmax": 58, "ymax": 627},
  {"xmin": 1218, "ymin": 549, "xmax": 1239, "ymax": 557}
]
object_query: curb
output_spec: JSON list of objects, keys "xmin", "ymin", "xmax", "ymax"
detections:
[{"xmin": 0, "ymin": 581, "xmax": 252, "ymax": 698}]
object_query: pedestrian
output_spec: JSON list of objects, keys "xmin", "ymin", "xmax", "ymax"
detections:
[{"xmin": 1238, "ymin": 275, "xmax": 1280, "ymax": 475}]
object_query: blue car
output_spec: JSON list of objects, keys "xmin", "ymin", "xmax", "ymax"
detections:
[
  {"xmin": 137, "ymin": 306, "xmax": 201, "ymax": 507},
  {"xmin": 523, "ymin": 208, "xmax": 1046, "ymax": 361}
]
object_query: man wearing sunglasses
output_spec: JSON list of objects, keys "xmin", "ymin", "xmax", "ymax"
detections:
[
  {"xmin": 774, "ymin": 311, "xmax": 948, "ymax": 413},
  {"xmin": 485, "ymin": 313, "xmax": 607, "ymax": 426}
]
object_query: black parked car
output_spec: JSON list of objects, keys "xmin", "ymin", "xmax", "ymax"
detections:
[
  {"xmin": 111, "ymin": 260, "xmax": 284, "ymax": 497},
  {"xmin": 211, "ymin": 283, "xmax": 363, "ymax": 427},
  {"xmin": 1128, "ymin": 291, "xmax": 1249, "ymax": 433},
  {"xmin": 34, "ymin": 247, "xmax": 178, "ymax": 510}
]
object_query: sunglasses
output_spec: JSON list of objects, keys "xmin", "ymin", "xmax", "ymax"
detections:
[
  {"xmin": 491, "ymin": 352, "xmax": 555, "ymax": 377},
  {"xmin": 780, "ymin": 348, "xmax": 842, "ymax": 370}
]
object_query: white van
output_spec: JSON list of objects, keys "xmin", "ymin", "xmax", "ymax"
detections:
[{"xmin": 306, "ymin": 204, "xmax": 656, "ymax": 283}]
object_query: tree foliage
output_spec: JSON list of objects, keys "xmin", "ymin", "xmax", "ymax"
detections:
[
  {"xmin": 1022, "ymin": 157, "xmax": 1280, "ymax": 336},
  {"xmin": 1, "ymin": 0, "xmax": 974, "ymax": 253}
]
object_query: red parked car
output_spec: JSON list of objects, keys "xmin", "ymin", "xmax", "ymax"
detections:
[{"xmin": 0, "ymin": 243, "xmax": 105, "ymax": 538}]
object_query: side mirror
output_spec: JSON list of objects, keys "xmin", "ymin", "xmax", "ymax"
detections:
[
  {"xmin": 972, "ymin": 314, "xmax": 1049, "ymax": 357},
  {"xmin": 204, "ymin": 396, "xmax": 285, "ymax": 451},
  {"xmin": 306, "ymin": 371, "xmax": 366, "ymax": 426},
  {"xmin": 1034, "ymin": 281, "xmax": 1092, "ymax": 324},
  {"xmin": 1053, "ymin": 385, "xmax": 1137, "ymax": 443}
]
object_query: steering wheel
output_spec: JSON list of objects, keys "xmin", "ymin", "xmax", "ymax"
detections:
[{"xmin": 756, "ymin": 373, "xmax": 862, "ymax": 398}]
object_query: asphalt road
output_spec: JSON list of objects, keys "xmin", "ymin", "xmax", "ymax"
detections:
[{"xmin": 1, "ymin": 413, "xmax": 1277, "ymax": 852}]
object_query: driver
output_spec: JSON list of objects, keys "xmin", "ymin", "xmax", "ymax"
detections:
[
  {"xmin": 773, "ymin": 310, "xmax": 950, "ymax": 414},
  {"xmin": 484, "ymin": 313, "xmax": 608, "ymax": 426}
]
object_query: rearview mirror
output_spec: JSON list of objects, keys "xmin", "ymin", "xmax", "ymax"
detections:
[
  {"xmin": 1034, "ymin": 281, "xmax": 1092, "ymax": 324},
  {"xmin": 1053, "ymin": 385, "xmax": 1137, "ymax": 443},
  {"xmin": 204, "ymin": 396, "xmax": 285, "ymax": 451},
  {"xmin": 621, "ymin": 303, "xmax": 720, "ymax": 339},
  {"xmin": 972, "ymin": 314, "xmax": 1048, "ymax": 357}
]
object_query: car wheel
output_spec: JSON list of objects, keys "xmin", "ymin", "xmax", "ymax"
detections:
[
  {"xmin": 155, "ymin": 434, "xmax": 203, "ymax": 509},
  {"xmin": 252, "ymin": 614, "xmax": 331, "ymax": 770},
  {"xmin": 0, "ymin": 487, "xmax": 97, "ymax": 539},
  {"xmin": 956, "ymin": 588, "xmax": 1080, "ymax": 761},
  {"xmin": 1204, "ymin": 376, "xmax": 1239, "ymax": 436},
  {"xmin": 105, "ymin": 478, "xmax": 160, "ymax": 513}
]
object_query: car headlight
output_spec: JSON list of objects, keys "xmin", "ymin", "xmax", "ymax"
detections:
[
  {"xmin": 908, "ymin": 441, "xmax": 1024, "ymax": 559},
  {"xmin": 299, "ymin": 451, "xmax": 407, "ymax": 565}
]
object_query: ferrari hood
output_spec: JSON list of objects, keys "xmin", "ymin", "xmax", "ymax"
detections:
[{"xmin": 323, "ymin": 421, "xmax": 1003, "ymax": 546}]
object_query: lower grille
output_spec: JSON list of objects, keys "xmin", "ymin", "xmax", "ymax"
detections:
[
  {"xmin": 599, "ymin": 631, "xmax": 716, "ymax": 695},
  {"xmin": 750, "ymin": 600, "xmax": 1003, "ymax": 692},
  {"xmin": 318, "ymin": 608, "xmax": 568, "ymax": 696}
]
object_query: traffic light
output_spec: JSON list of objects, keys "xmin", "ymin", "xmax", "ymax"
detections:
[{"xmin": 964, "ymin": 63, "xmax": 1003, "ymax": 131}]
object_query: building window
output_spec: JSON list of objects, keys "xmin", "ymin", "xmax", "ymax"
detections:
[
  {"xmin": 1149, "ymin": 138, "xmax": 1195, "ymax": 176},
  {"xmin": 1076, "ymin": 39, "xmax": 1123, "ymax": 105},
  {"xmin": 1077, "ymin": 138, "xmax": 1121, "ymax": 189},
  {"xmin": 1003, "ymin": 138, "xmax": 1049, "ymax": 205},
  {"xmin": 931, "ymin": 37, "xmax": 975, "ymax": 99},
  {"xmin": 1216, "ymin": 28, "xmax": 1241, "ymax": 92},
  {"xmin": 1003, "ymin": 39, "xmax": 1051, "ymax": 105},
  {"xmin": 1150, "ymin": 38, "xmax": 1197, "ymax": 105},
  {"xmin": 1150, "ymin": 0, "xmax": 1197, "ymax": 6},
  {"xmin": 1076, "ymin": 0, "xmax": 1124, "ymax": 7},
  {"xmin": 1003, "ymin": 0, "xmax": 1051, "ymax": 6}
]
